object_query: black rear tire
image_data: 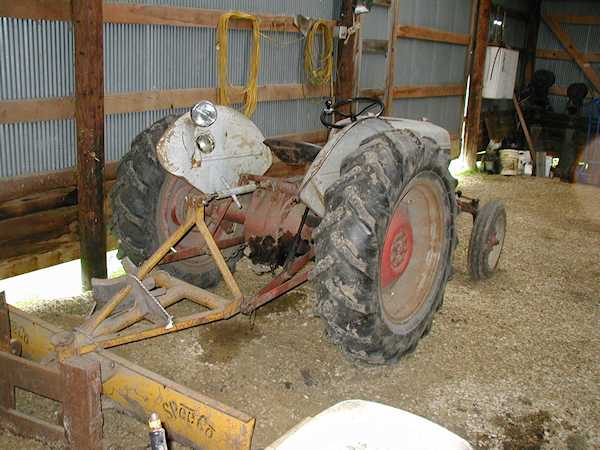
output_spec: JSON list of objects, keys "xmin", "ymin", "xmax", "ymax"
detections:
[
  {"xmin": 468, "ymin": 201, "xmax": 506, "ymax": 280},
  {"xmin": 312, "ymin": 130, "xmax": 457, "ymax": 365},
  {"xmin": 110, "ymin": 116, "xmax": 242, "ymax": 287}
]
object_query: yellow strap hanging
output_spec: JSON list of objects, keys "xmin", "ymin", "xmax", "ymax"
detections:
[
  {"xmin": 217, "ymin": 12, "xmax": 260, "ymax": 117},
  {"xmin": 304, "ymin": 20, "xmax": 334, "ymax": 86}
]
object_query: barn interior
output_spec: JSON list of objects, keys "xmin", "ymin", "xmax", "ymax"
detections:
[{"xmin": 0, "ymin": 1, "xmax": 599, "ymax": 449}]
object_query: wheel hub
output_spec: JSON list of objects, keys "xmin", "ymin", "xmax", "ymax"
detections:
[{"xmin": 380, "ymin": 206, "xmax": 414, "ymax": 288}]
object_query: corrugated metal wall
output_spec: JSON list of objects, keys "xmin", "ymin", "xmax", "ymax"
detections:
[
  {"xmin": 394, "ymin": 0, "xmax": 471, "ymax": 134},
  {"xmin": 359, "ymin": 0, "xmax": 471, "ymax": 135},
  {"xmin": 536, "ymin": 0, "xmax": 600, "ymax": 112},
  {"xmin": 0, "ymin": 1, "xmax": 340, "ymax": 177}
]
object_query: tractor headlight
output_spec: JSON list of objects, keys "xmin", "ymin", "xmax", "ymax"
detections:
[
  {"xmin": 196, "ymin": 133, "xmax": 215, "ymax": 154},
  {"xmin": 190, "ymin": 101, "xmax": 217, "ymax": 127}
]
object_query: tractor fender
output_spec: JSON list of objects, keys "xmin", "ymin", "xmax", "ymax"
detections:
[
  {"xmin": 299, "ymin": 117, "xmax": 451, "ymax": 217},
  {"xmin": 156, "ymin": 105, "xmax": 272, "ymax": 194}
]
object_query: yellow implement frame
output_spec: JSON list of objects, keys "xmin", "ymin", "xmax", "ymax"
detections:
[{"xmin": 1, "ymin": 204, "xmax": 256, "ymax": 449}]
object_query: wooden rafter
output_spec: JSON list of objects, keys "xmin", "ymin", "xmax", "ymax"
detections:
[
  {"xmin": 0, "ymin": 84, "xmax": 329, "ymax": 125},
  {"xmin": 0, "ymin": 1, "xmax": 335, "ymax": 31},
  {"xmin": 396, "ymin": 25, "xmax": 470, "ymax": 46},
  {"xmin": 537, "ymin": 49, "xmax": 600, "ymax": 63},
  {"xmin": 543, "ymin": 15, "xmax": 600, "ymax": 94}
]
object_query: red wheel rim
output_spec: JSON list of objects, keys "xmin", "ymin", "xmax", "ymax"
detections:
[
  {"xmin": 379, "ymin": 173, "xmax": 447, "ymax": 326},
  {"xmin": 380, "ymin": 205, "xmax": 414, "ymax": 288}
]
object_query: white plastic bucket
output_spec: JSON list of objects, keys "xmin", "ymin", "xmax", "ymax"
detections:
[{"xmin": 500, "ymin": 149, "xmax": 520, "ymax": 176}]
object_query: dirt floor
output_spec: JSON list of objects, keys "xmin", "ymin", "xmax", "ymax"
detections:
[{"xmin": 2, "ymin": 174, "xmax": 599, "ymax": 450}]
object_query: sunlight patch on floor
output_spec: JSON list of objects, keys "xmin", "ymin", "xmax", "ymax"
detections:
[{"xmin": 0, "ymin": 250, "xmax": 123, "ymax": 304}]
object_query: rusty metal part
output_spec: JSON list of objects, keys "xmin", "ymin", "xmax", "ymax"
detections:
[
  {"xmin": 4, "ymin": 304, "xmax": 255, "ymax": 449},
  {"xmin": 456, "ymin": 191, "xmax": 480, "ymax": 219},
  {"xmin": 161, "ymin": 236, "xmax": 245, "ymax": 264},
  {"xmin": 244, "ymin": 188, "xmax": 312, "ymax": 267},
  {"xmin": 263, "ymin": 138, "xmax": 322, "ymax": 165},
  {"xmin": 81, "ymin": 211, "xmax": 199, "ymax": 335},
  {"xmin": 74, "ymin": 206, "xmax": 243, "ymax": 348},
  {"xmin": 244, "ymin": 174, "xmax": 301, "ymax": 197},
  {"xmin": 241, "ymin": 249, "xmax": 314, "ymax": 314},
  {"xmin": 195, "ymin": 207, "xmax": 243, "ymax": 301},
  {"xmin": 158, "ymin": 179, "xmax": 244, "ymax": 277}
]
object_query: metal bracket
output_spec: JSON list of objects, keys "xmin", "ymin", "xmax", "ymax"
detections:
[{"xmin": 127, "ymin": 274, "xmax": 173, "ymax": 328}]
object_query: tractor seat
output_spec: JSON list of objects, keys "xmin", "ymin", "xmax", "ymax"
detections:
[{"xmin": 263, "ymin": 138, "xmax": 322, "ymax": 166}]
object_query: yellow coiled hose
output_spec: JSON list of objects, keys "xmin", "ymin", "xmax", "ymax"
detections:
[
  {"xmin": 217, "ymin": 12, "xmax": 260, "ymax": 117},
  {"xmin": 304, "ymin": 19, "xmax": 334, "ymax": 86}
]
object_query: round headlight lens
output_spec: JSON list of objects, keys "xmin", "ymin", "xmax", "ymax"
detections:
[
  {"xmin": 190, "ymin": 101, "xmax": 217, "ymax": 127},
  {"xmin": 196, "ymin": 133, "xmax": 215, "ymax": 154}
]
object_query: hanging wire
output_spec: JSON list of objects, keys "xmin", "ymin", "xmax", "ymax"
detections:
[
  {"xmin": 304, "ymin": 19, "xmax": 334, "ymax": 87},
  {"xmin": 217, "ymin": 12, "xmax": 260, "ymax": 117}
]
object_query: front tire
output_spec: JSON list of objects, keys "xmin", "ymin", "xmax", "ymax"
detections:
[
  {"xmin": 468, "ymin": 201, "xmax": 506, "ymax": 280},
  {"xmin": 313, "ymin": 130, "xmax": 457, "ymax": 364}
]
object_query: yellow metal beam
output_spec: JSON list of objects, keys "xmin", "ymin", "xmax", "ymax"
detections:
[{"xmin": 7, "ymin": 305, "xmax": 255, "ymax": 449}]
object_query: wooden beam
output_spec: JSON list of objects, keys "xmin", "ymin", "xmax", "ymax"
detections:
[
  {"xmin": 0, "ymin": 97, "xmax": 75, "ymax": 124},
  {"xmin": 547, "ymin": 14, "xmax": 600, "ymax": 25},
  {"xmin": 72, "ymin": 0, "xmax": 106, "ymax": 289},
  {"xmin": 0, "ymin": 84, "xmax": 329, "ymax": 124},
  {"xmin": 0, "ymin": 1, "xmax": 335, "ymax": 31},
  {"xmin": 524, "ymin": 0, "xmax": 542, "ymax": 85},
  {"xmin": 336, "ymin": 1, "xmax": 361, "ymax": 108},
  {"xmin": 396, "ymin": 25, "xmax": 470, "ymax": 46},
  {"xmin": 361, "ymin": 84, "xmax": 466, "ymax": 99},
  {"xmin": 543, "ymin": 15, "xmax": 600, "ymax": 93},
  {"xmin": 460, "ymin": 0, "xmax": 478, "ymax": 144},
  {"xmin": 383, "ymin": 0, "xmax": 400, "ymax": 114},
  {"xmin": 463, "ymin": 0, "xmax": 491, "ymax": 168},
  {"xmin": 102, "ymin": 3, "xmax": 335, "ymax": 32},
  {"xmin": 513, "ymin": 94, "xmax": 536, "ymax": 170},
  {"xmin": 393, "ymin": 84, "xmax": 465, "ymax": 98},
  {"xmin": 0, "ymin": 162, "xmax": 117, "ymax": 204},
  {"xmin": 536, "ymin": 48, "xmax": 600, "ymax": 63},
  {"xmin": 362, "ymin": 39, "xmax": 388, "ymax": 54},
  {"xmin": 0, "ymin": 0, "xmax": 71, "ymax": 21},
  {"xmin": 60, "ymin": 358, "xmax": 103, "ymax": 450}
]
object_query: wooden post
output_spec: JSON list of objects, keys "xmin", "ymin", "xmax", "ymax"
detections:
[
  {"xmin": 383, "ymin": 0, "xmax": 400, "ymax": 114},
  {"xmin": 72, "ymin": 0, "xmax": 107, "ymax": 289},
  {"xmin": 524, "ymin": 0, "xmax": 542, "ymax": 85},
  {"xmin": 60, "ymin": 357, "xmax": 103, "ymax": 450},
  {"xmin": 463, "ymin": 0, "xmax": 491, "ymax": 168},
  {"xmin": 0, "ymin": 292, "xmax": 15, "ymax": 412},
  {"xmin": 336, "ymin": 1, "xmax": 361, "ymax": 105}
]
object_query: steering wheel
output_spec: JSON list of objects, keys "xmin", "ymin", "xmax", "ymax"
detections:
[{"xmin": 320, "ymin": 97, "xmax": 384, "ymax": 129}]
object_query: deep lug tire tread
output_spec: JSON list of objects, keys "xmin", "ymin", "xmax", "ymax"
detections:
[{"xmin": 313, "ymin": 130, "xmax": 457, "ymax": 365}]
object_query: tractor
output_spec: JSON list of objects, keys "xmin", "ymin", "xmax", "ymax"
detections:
[
  {"xmin": 108, "ymin": 96, "xmax": 507, "ymax": 365},
  {"xmin": 0, "ymin": 97, "xmax": 506, "ymax": 449}
]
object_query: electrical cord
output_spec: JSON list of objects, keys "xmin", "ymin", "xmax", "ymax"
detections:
[
  {"xmin": 304, "ymin": 19, "xmax": 333, "ymax": 86},
  {"xmin": 217, "ymin": 12, "xmax": 260, "ymax": 117}
]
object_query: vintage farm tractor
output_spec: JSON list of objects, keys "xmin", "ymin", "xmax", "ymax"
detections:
[{"xmin": 0, "ymin": 97, "xmax": 506, "ymax": 449}]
